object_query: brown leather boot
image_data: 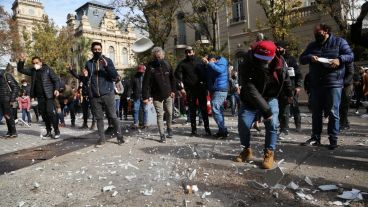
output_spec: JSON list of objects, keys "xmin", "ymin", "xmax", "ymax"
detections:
[
  {"xmin": 234, "ymin": 148, "xmax": 253, "ymax": 162},
  {"xmin": 262, "ymin": 149, "xmax": 275, "ymax": 169}
]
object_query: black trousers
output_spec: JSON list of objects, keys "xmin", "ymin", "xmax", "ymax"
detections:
[
  {"xmin": 279, "ymin": 94, "xmax": 301, "ymax": 131},
  {"xmin": 38, "ymin": 98, "xmax": 59, "ymax": 133},
  {"xmin": 0, "ymin": 101, "xmax": 16, "ymax": 134},
  {"xmin": 187, "ymin": 87, "xmax": 210, "ymax": 133},
  {"xmin": 82, "ymin": 97, "xmax": 94, "ymax": 125},
  {"xmin": 119, "ymin": 96, "xmax": 129, "ymax": 119},
  {"xmin": 91, "ymin": 93, "xmax": 122, "ymax": 141},
  {"xmin": 340, "ymin": 85, "xmax": 353, "ymax": 127}
]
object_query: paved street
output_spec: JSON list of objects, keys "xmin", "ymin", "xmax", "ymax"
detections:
[{"xmin": 0, "ymin": 108, "xmax": 367, "ymax": 207}]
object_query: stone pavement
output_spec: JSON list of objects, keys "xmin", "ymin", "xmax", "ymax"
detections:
[{"xmin": 0, "ymin": 108, "xmax": 367, "ymax": 207}]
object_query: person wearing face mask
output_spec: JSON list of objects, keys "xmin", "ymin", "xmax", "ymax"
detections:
[
  {"xmin": 203, "ymin": 54, "xmax": 229, "ymax": 139},
  {"xmin": 142, "ymin": 47, "xmax": 176, "ymax": 143},
  {"xmin": 275, "ymin": 41, "xmax": 303, "ymax": 134},
  {"xmin": 129, "ymin": 64, "xmax": 148, "ymax": 129},
  {"xmin": 84, "ymin": 42, "xmax": 124, "ymax": 146},
  {"xmin": 229, "ymin": 69, "xmax": 240, "ymax": 117},
  {"xmin": 299, "ymin": 23, "xmax": 354, "ymax": 150},
  {"xmin": 234, "ymin": 40, "xmax": 292, "ymax": 169},
  {"xmin": 0, "ymin": 68, "xmax": 20, "ymax": 138},
  {"xmin": 175, "ymin": 47, "xmax": 211, "ymax": 137},
  {"xmin": 17, "ymin": 54, "xmax": 61, "ymax": 138}
]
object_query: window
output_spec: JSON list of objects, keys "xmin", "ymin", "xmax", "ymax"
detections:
[
  {"xmin": 109, "ymin": 46, "xmax": 115, "ymax": 63},
  {"xmin": 231, "ymin": 0, "xmax": 245, "ymax": 23},
  {"xmin": 122, "ymin": 48, "xmax": 128, "ymax": 66},
  {"xmin": 176, "ymin": 12, "xmax": 187, "ymax": 45}
]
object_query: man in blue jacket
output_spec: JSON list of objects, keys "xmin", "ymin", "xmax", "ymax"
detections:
[
  {"xmin": 203, "ymin": 55, "xmax": 229, "ymax": 138},
  {"xmin": 299, "ymin": 23, "xmax": 354, "ymax": 150},
  {"xmin": 84, "ymin": 42, "xmax": 124, "ymax": 146}
]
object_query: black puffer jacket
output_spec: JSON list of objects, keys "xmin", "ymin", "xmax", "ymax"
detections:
[
  {"xmin": 0, "ymin": 70, "xmax": 20, "ymax": 102},
  {"xmin": 175, "ymin": 56, "xmax": 202, "ymax": 90},
  {"xmin": 239, "ymin": 52, "xmax": 292, "ymax": 118},
  {"xmin": 130, "ymin": 73, "xmax": 144, "ymax": 100},
  {"xmin": 17, "ymin": 61, "xmax": 60, "ymax": 99},
  {"xmin": 142, "ymin": 59, "xmax": 175, "ymax": 101}
]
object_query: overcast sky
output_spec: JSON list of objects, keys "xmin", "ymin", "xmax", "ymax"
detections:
[{"xmin": 1, "ymin": 0, "xmax": 115, "ymax": 27}]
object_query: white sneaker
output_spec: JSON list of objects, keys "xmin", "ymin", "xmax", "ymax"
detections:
[{"xmin": 355, "ymin": 111, "xmax": 360, "ymax": 115}]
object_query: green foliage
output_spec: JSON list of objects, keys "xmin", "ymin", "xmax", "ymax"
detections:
[
  {"xmin": 73, "ymin": 36, "xmax": 92, "ymax": 71},
  {"xmin": 23, "ymin": 16, "xmax": 74, "ymax": 75}
]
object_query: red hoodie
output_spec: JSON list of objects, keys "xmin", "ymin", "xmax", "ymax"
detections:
[{"xmin": 18, "ymin": 96, "xmax": 30, "ymax": 110}]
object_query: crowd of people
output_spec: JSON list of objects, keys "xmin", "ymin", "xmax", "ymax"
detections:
[{"xmin": 1, "ymin": 17, "xmax": 368, "ymax": 169}]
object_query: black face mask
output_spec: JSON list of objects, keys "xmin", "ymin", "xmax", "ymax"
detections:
[
  {"xmin": 314, "ymin": 33, "xmax": 325, "ymax": 43},
  {"xmin": 93, "ymin": 52, "xmax": 102, "ymax": 60},
  {"xmin": 187, "ymin": 55, "xmax": 194, "ymax": 61}
]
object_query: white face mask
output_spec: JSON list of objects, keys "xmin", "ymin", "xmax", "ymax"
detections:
[
  {"xmin": 22, "ymin": 83, "xmax": 27, "ymax": 86},
  {"xmin": 34, "ymin": 64, "xmax": 42, "ymax": 70}
]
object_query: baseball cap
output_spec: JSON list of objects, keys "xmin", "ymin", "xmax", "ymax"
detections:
[{"xmin": 254, "ymin": 40, "xmax": 276, "ymax": 61}]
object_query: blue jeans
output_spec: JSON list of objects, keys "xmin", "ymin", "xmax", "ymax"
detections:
[
  {"xmin": 230, "ymin": 93, "xmax": 240, "ymax": 116},
  {"xmin": 238, "ymin": 98, "xmax": 279, "ymax": 150},
  {"xmin": 115, "ymin": 99, "xmax": 120, "ymax": 117},
  {"xmin": 133, "ymin": 99, "xmax": 148, "ymax": 125},
  {"xmin": 211, "ymin": 91, "xmax": 228, "ymax": 134},
  {"xmin": 22, "ymin": 109, "xmax": 31, "ymax": 123},
  {"xmin": 310, "ymin": 87, "xmax": 342, "ymax": 141}
]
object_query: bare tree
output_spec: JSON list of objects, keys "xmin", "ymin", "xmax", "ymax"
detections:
[{"xmin": 112, "ymin": 0, "xmax": 180, "ymax": 49}]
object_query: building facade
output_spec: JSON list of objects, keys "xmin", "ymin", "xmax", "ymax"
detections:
[
  {"xmin": 66, "ymin": 1, "xmax": 137, "ymax": 72},
  {"xmin": 165, "ymin": 0, "xmax": 340, "ymax": 70}
]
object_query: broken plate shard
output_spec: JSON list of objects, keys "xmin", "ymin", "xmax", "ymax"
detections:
[
  {"xmin": 125, "ymin": 175, "xmax": 137, "ymax": 181},
  {"xmin": 189, "ymin": 169, "xmax": 197, "ymax": 180},
  {"xmin": 141, "ymin": 188, "xmax": 153, "ymax": 196},
  {"xmin": 18, "ymin": 201, "xmax": 25, "ymax": 207},
  {"xmin": 304, "ymin": 176, "xmax": 313, "ymax": 186},
  {"xmin": 201, "ymin": 192, "xmax": 211, "ymax": 199},
  {"xmin": 318, "ymin": 185, "xmax": 338, "ymax": 191},
  {"xmin": 112, "ymin": 191, "xmax": 118, "ymax": 197},
  {"xmin": 287, "ymin": 181, "xmax": 299, "ymax": 190},
  {"xmin": 102, "ymin": 185, "xmax": 116, "ymax": 192},
  {"xmin": 33, "ymin": 182, "xmax": 40, "ymax": 189},
  {"xmin": 264, "ymin": 166, "xmax": 284, "ymax": 187},
  {"xmin": 337, "ymin": 189, "xmax": 363, "ymax": 201}
]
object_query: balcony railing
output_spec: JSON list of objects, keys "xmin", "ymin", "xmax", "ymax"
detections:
[{"xmin": 289, "ymin": 5, "xmax": 319, "ymax": 18}]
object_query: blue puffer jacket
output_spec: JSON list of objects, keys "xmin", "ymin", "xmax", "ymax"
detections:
[
  {"xmin": 299, "ymin": 33, "xmax": 354, "ymax": 88},
  {"xmin": 207, "ymin": 57, "xmax": 229, "ymax": 92},
  {"xmin": 85, "ymin": 55, "xmax": 120, "ymax": 98}
]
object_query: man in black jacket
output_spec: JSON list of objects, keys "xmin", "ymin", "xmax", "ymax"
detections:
[
  {"xmin": 235, "ymin": 40, "xmax": 292, "ymax": 169},
  {"xmin": 0, "ymin": 69, "xmax": 20, "ymax": 137},
  {"xmin": 175, "ymin": 47, "xmax": 211, "ymax": 136},
  {"xmin": 85, "ymin": 42, "xmax": 124, "ymax": 146},
  {"xmin": 130, "ymin": 64, "xmax": 148, "ymax": 128},
  {"xmin": 142, "ymin": 47, "xmax": 176, "ymax": 143},
  {"xmin": 18, "ymin": 54, "xmax": 60, "ymax": 138},
  {"xmin": 340, "ymin": 62, "xmax": 354, "ymax": 130},
  {"xmin": 68, "ymin": 65, "xmax": 95, "ymax": 129},
  {"xmin": 276, "ymin": 41, "xmax": 303, "ymax": 134}
]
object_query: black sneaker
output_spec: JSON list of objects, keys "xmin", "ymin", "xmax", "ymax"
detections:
[
  {"xmin": 205, "ymin": 129, "xmax": 212, "ymax": 136},
  {"xmin": 54, "ymin": 131, "xmax": 61, "ymax": 139},
  {"xmin": 214, "ymin": 132, "xmax": 228, "ymax": 139},
  {"xmin": 43, "ymin": 131, "xmax": 53, "ymax": 138},
  {"xmin": 10, "ymin": 134, "xmax": 18, "ymax": 138},
  {"xmin": 5, "ymin": 132, "xmax": 11, "ymax": 138},
  {"xmin": 96, "ymin": 138, "xmax": 106, "ymax": 147},
  {"xmin": 301, "ymin": 138, "xmax": 321, "ymax": 146},
  {"xmin": 159, "ymin": 135, "xmax": 166, "ymax": 143},
  {"xmin": 279, "ymin": 129, "xmax": 289, "ymax": 135},
  {"xmin": 167, "ymin": 129, "xmax": 173, "ymax": 138},
  {"xmin": 117, "ymin": 134, "xmax": 125, "ymax": 145},
  {"xmin": 190, "ymin": 131, "xmax": 198, "ymax": 137},
  {"xmin": 328, "ymin": 139, "xmax": 338, "ymax": 150}
]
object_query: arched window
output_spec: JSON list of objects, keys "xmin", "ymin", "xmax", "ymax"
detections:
[
  {"xmin": 122, "ymin": 47, "xmax": 128, "ymax": 66},
  {"xmin": 108, "ymin": 46, "xmax": 115, "ymax": 62}
]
